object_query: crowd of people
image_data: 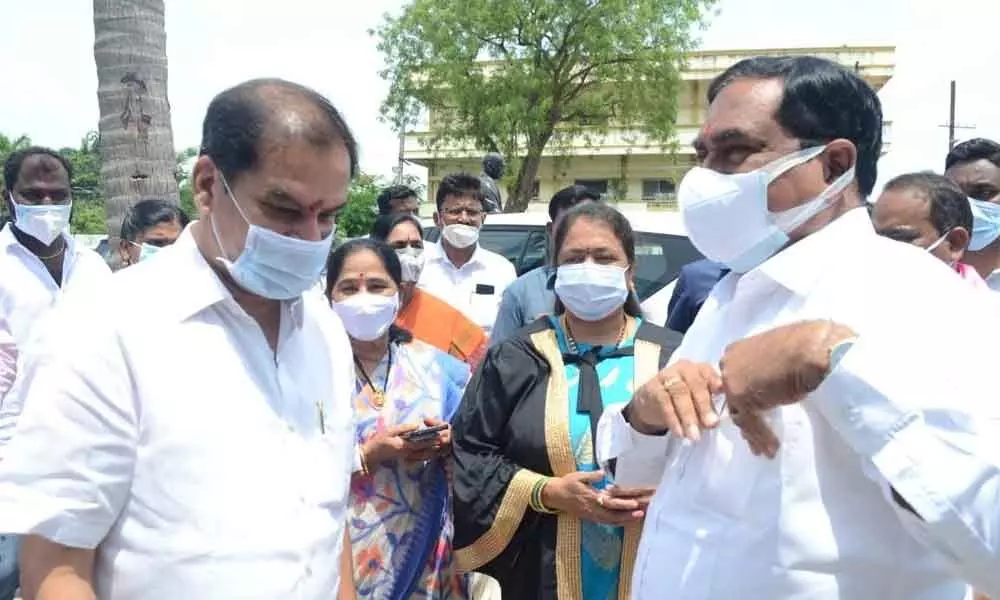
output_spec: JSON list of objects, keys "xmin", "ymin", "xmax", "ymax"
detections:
[{"xmin": 0, "ymin": 53, "xmax": 998, "ymax": 600}]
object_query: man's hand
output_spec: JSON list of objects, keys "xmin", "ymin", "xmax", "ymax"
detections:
[
  {"xmin": 720, "ymin": 320, "xmax": 856, "ymax": 458},
  {"xmin": 626, "ymin": 360, "xmax": 722, "ymax": 441},
  {"xmin": 599, "ymin": 485, "xmax": 656, "ymax": 512}
]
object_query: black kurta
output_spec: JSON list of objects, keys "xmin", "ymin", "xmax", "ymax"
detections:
[{"xmin": 450, "ymin": 317, "xmax": 681, "ymax": 600}]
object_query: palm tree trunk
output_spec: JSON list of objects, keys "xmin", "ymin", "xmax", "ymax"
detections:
[{"xmin": 93, "ymin": 0, "xmax": 179, "ymax": 246}]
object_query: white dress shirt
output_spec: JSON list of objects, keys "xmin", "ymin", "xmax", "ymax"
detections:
[
  {"xmin": 0, "ymin": 316, "xmax": 13, "ymax": 401},
  {"xmin": 417, "ymin": 241, "xmax": 517, "ymax": 335},
  {"xmin": 0, "ymin": 223, "xmax": 112, "ymax": 347},
  {"xmin": 598, "ymin": 208, "xmax": 1000, "ymax": 599},
  {"xmin": 0, "ymin": 226, "xmax": 355, "ymax": 600}
]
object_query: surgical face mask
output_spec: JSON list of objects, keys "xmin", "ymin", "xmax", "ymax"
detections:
[
  {"xmin": 129, "ymin": 241, "xmax": 163, "ymax": 263},
  {"xmin": 678, "ymin": 146, "xmax": 856, "ymax": 273},
  {"xmin": 211, "ymin": 175, "xmax": 335, "ymax": 300},
  {"xmin": 396, "ymin": 246, "xmax": 425, "ymax": 283},
  {"xmin": 968, "ymin": 198, "xmax": 1000, "ymax": 251},
  {"xmin": 441, "ymin": 223, "xmax": 479, "ymax": 249},
  {"xmin": 555, "ymin": 262, "xmax": 629, "ymax": 322},
  {"xmin": 10, "ymin": 193, "xmax": 71, "ymax": 246},
  {"xmin": 331, "ymin": 292, "xmax": 400, "ymax": 341}
]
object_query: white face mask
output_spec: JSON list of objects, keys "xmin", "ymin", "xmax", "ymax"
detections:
[
  {"xmin": 678, "ymin": 146, "xmax": 856, "ymax": 273},
  {"xmin": 555, "ymin": 263, "xmax": 629, "ymax": 321},
  {"xmin": 10, "ymin": 193, "xmax": 71, "ymax": 246},
  {"xmin": 396, "ymin": 247, "xmax": 425, "ymax": 283},
  {"xmin": 212, "ymin": 174, "xmax": 335, "ymax": 300},
  {"xmin": 331, "ymin": 292, "xmax": 400, "ymax": 341},
  {"xmin": 441, "ymin": 223, "xmax": 480, "ymax": 249}
]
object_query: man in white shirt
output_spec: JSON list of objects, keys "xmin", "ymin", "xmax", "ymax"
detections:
[
  {"xmin": 944, "ymin": 138, "xmax": 1000, "ymax": 290},
  {"xmin": 0, "ymin": 78, "xmax": 359, "ymax": 600},
  {"xmin": 418, "ymin": 172, "xmax": 516, "ymax": 335},
  {"xmin": 597, "ymin": 56, "xmax": 1000, "ymax": 599},
  {"xmin": 0, "ymin": 147, "xmax": 111, "ymax": 350}
]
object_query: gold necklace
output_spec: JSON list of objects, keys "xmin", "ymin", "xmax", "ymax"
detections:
[
  {"xmin": 36, "ymin": 244, "xmax": 66, "ymax": 261},
  {"xmin": 562, "ymin": 313, "xmax": 627, "ymax": 353}
]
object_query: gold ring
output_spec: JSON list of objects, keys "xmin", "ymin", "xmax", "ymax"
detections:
[
  {"xmin": 597, "ymin": 495, "xmax": 605, "ymax": 507},
  {"xmin": 662, "ymin": 376, "xmax": 682, "ymax": 390}
]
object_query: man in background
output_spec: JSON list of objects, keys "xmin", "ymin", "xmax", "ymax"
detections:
[
  {"xmin": 872, "ymin": 171, "xmax": 985, "ymax": 287},
  {"xmin": 944, "ymin": 138, "xmax": 1000, "ymax": 289},
  {"xmin": 490, "ymin": 184, "xmax": 599, "ymax": 344},
  {"xmin": 118, "ymin": 198, "xmax": 190, "ymax": 267},
  {"xmin": 375, "ymin": 184, "xmax": 420, "ymax": 217},
  {"xmin": 479, "ymin": 152, "xmax": 505, "ymax": 213},
  {"xmin": 418, "ymin": 173, "xmax": 516, "ymax": 337}
]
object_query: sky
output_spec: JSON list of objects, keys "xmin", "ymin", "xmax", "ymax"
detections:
[{"xmin": 2, "ymin": 0, "xmax": 1000, "ymax": 195}]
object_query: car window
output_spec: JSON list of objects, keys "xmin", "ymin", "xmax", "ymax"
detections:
[
  {"xmin": 478, "ymin": 227, "xmax": 531, "ymax": 272},
  {"xmin": 520, "ymin": 230, "xmax": 548, "ymax": 274},
  {"xmin": 633, "ymin": 233, "xmax": 703, "ymax": 301}
]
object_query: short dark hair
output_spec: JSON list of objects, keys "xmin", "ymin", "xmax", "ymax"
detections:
[
  {"xmin": 200, "ymin": 78, "xmax": 359, "ymax": 184},
  {"xmin": 945, "ymin": 138, "xmax": 1000, "ymax": 171},
  {"xmin": 324, "ymin": 238, "xmax": 412, "ymax": 343},
  {"xmin": 882, "ymin": 171, "xmax": 973, "ymax": 235},
  {"xmin": 119, "ymin": 198, "xmax": 190, "ymax": 242},
  {"xmin": 551, "ymin": 202, "xmax": 643, "ymax": 317},
  {"xmin": 548, "ymin": 185, "xmax": 601, "ymax": 222},
  {"xmin": 435, "ymin": 173, "xmax": 484, "ymax": 211},
  {"xmin": 376, "ymin": 185, "xmax": 418, "ymax": 215},
  {"xmin": 4, "ymin": 146, "xmax": 74, "ymax": 193},
  {"xmin": 371, "ymin": 213, "xmax": 423, "ymax": 242},
  {"xmin": 708, "ymin": 55, "xmax": 883, "ymax": 197}
]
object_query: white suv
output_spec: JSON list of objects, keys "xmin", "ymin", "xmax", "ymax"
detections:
[{"xmin": 422, "ymin": 209, "xmax": 703, "ymax": 325}]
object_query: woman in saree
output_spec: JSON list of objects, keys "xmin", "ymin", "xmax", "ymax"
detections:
[
  {"xmin": 371, "ymin": 214, "xmax": 489, "ymax": 367},
  {"xmin": 450, "ymin": 202, "xmax": 684, "ymax": 600},
  {"xmin": 326, "ymin": 238, "xmax": 471, "ymax": 600}
]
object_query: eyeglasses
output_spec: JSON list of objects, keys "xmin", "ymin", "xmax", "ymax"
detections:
[{"xmin": 442, "ymin": 207, "xmax": 483, "ymax": 219}]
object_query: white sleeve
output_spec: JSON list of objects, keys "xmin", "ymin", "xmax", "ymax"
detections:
[
  {"xmin": 0, "ymin": 300, "xmax": 137, "ymax": 549},
  {"xmin": 596, "ymin": 403, "xmax": 670, "ymax": 488},
  {"xmin": 811, "ymin": 322, "xmax": 1000, "ymax": 596}
]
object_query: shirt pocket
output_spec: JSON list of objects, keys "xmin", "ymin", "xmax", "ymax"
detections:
[
  {"xmin": 305, "ymin": 424, "xmax": 353, "ymax": 509},
  {"xmin": 690, "ymin": 421, "xmax": 767, "ymax": 521}
]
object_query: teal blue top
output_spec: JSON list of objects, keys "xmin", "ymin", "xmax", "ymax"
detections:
[{"xmin": 550, "ymin": 315, "xmax": 641, "ymax": 600}]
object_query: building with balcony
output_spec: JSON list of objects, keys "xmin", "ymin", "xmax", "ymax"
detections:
[{"xmin": 403, "ymin": 45, "xmax": 895, "ymax": 212}]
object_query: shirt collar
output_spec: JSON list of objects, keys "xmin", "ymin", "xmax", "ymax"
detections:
[
  {"xmin": 1, "ymin": 222, "xmax": 81, "ymax": 264},
  {"xmin": 752, "ymin": 207, "xmax": 873, "ymax": 297},
  {"xmin": 430, "ymin": 240, "xmax": 484, "ymax": 269},
  {"xmin": 157, "ymin": 224, "xmax": 305, "ymax": 328}
]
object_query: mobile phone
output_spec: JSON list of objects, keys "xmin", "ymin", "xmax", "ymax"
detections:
[{"xmin": 403, "ymin": 423, "xmax": 449, "ymax": 442}]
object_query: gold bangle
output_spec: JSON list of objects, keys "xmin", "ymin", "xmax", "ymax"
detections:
[{"xmin": 530, "ymin": 477, "xmax": 558, "ymax": 514}]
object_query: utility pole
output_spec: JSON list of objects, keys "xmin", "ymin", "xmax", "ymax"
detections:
[
  {"xmin": 394, "ymin": 129, "xmax": 406, "ymax": 184},
  {"xmin": 939, "ymin": 80, "xmax": 976, "ymax": 151}
]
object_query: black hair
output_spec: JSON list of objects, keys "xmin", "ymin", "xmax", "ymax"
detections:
[
  {"xmin": 324, "ymin": 238, "xmax": 412, "ymax": 344},
  {"xmin": 708, "ymin": 55, "xmax": 883, "ymax": 197},
  {"xmin": 119, "ymin": 198, "xmax": 190, "ymax": 242},
  {"xmin": 882, "ymin": 171, "xmax": 973, "ymax": 235},
  {"xmin": 4, "ymin": 146, "xmax": 74, "ymax": 193},
  {"xmin": 200, "ymin": 78, "xmax": 359, "ymax": 184},
  {"xmin": 435, "ymin": 172, "xmax": 485, "ymax": 211},
  {"xmin": 371, "ymin": 213, "xmax": 423, "ymax": 242},
  {"xmin": 945, "ymin": 138, "xmax": 1000, "ymax": 171},
  {"xmin": 551, "ymin": 202, "xmax": 643, "ymax": 317},
  {"xmin": 548, "ymin": 185, "xmax": 601, "ymax": 222},
  {"xmin": 375, "ymin": 185, "xmax": 418, "ymax": 215}
]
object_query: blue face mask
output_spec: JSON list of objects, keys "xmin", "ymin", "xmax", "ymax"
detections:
[
  {"xmin": 968, "ymin": 198, "xmax": 1000, "ymax": 251},
  {"xmin": 211, "ymin": 175, "xmax": 335, "ymax": 300}
]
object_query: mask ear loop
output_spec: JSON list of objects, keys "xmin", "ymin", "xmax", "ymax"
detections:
[{"xmin": 761, "ymin": 146, "xmax": 827, "ymax": 184}]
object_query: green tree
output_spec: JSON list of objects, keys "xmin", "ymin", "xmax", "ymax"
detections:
[
  {"xmin": 375, "ymin": 0, "xmax": 717, "ymax": 212},
  {"xmin": 338, "ymin": 174, "xmax": 385, "ymax": 238},
  {"xmin": 175, "ymin": 146, "xmax": 199, "ymax": 219},
  {"xmin": 60, "ymin": 132, "xmax": 107, "ymax": 234}
]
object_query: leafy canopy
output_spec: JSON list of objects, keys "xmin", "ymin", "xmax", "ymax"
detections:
[{"xmin": 375, "ymin": 0, "xmax": 717, "ymax": 209}]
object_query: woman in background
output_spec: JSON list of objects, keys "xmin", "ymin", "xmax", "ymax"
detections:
[
  {"xmin": 326, "ymin": 238, "xmax": 470, "ymax": 600},
  {"xmin": 371, "ymin": 214, "xmax": 488, "ymax": 367}
]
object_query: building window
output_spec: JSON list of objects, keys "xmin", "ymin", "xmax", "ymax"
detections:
[
  {"xmin": 642, "ymin": 179, "xmax": 676, "ymax": 200},
  {"xmin": 574, "ymin": 179, "xmax": 609, "ymax": 198}
]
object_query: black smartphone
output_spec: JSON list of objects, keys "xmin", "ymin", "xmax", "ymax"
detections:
[{"xmin": 402, "ymin": 423, "xmax": 449, "ymax": 442}]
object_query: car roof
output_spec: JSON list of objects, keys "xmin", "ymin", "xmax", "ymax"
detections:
[{"xmin": 423, "ymin": 208, "xmax": 688, "ymax": 236}]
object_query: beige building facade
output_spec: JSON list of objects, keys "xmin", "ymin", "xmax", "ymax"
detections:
[{"xmin": 404, "ymin": 46, "xmax": 896, "ymax": 212}]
